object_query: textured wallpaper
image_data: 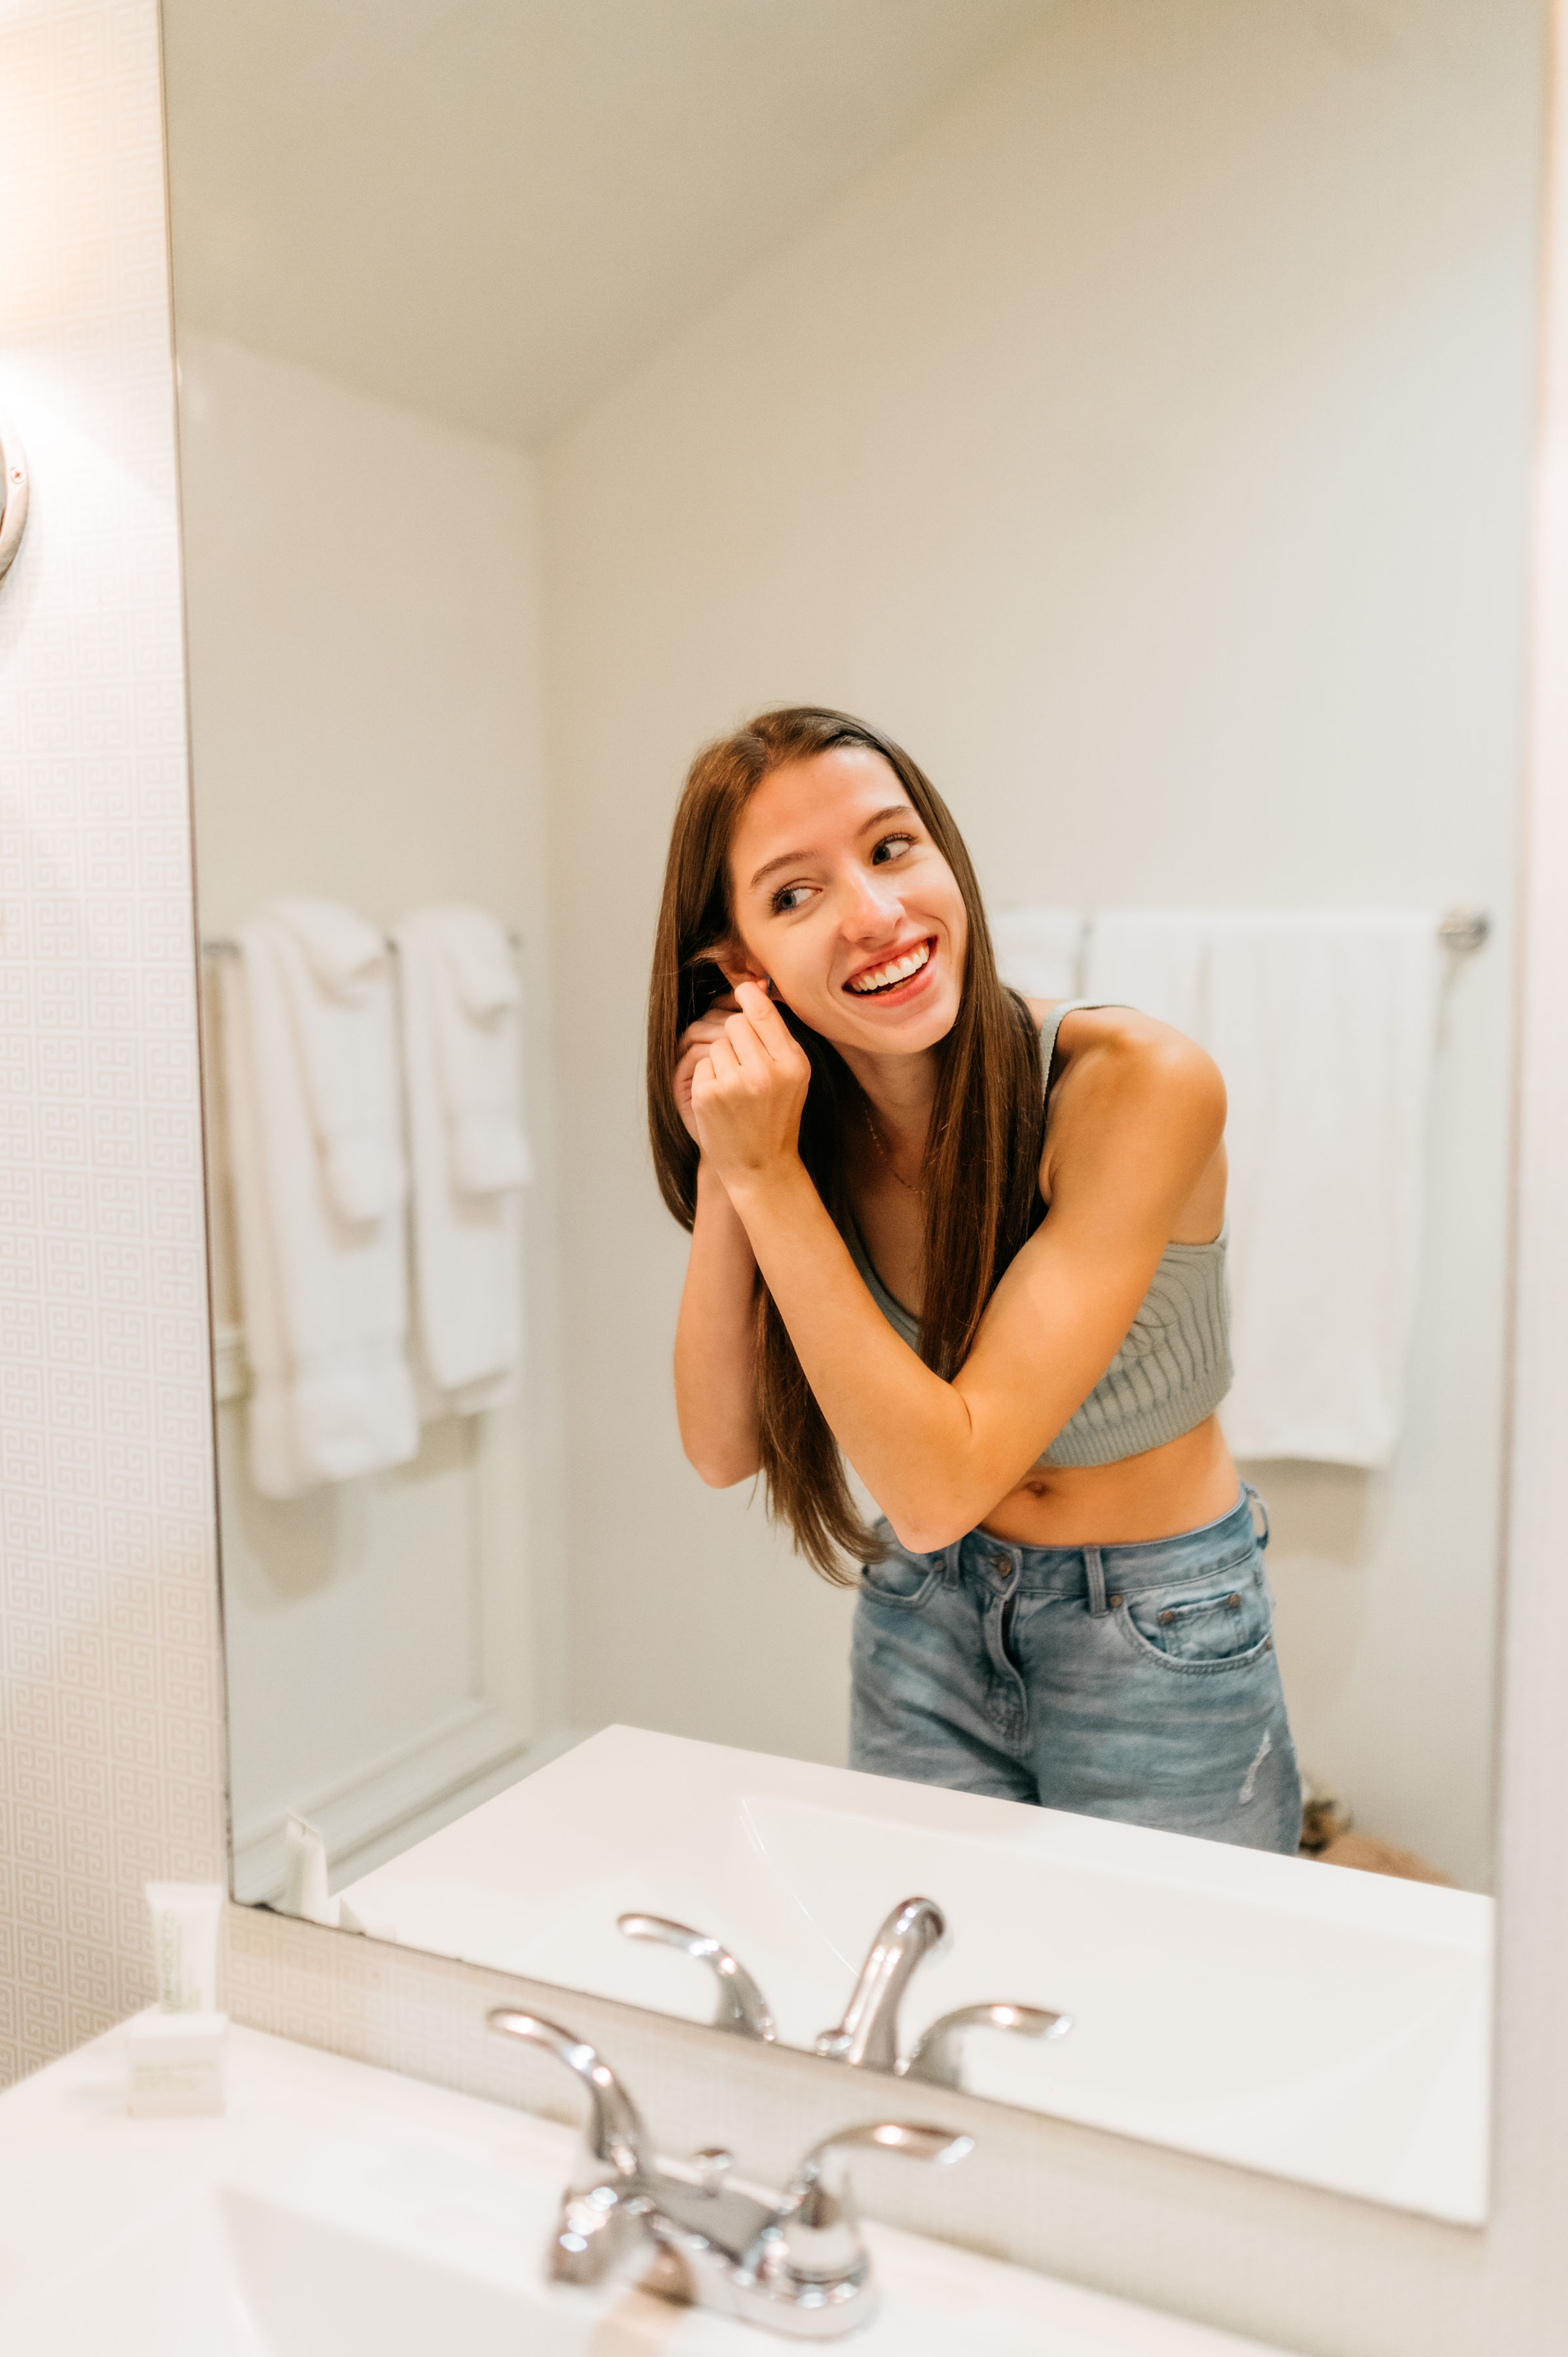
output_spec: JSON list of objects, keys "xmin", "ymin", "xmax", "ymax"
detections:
[{"xmin": 0, "ymin": 0, "xmax": 225, "ymax": 2082}]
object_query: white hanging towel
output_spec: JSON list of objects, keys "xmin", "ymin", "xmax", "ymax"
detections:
[
  {"xmin": 989, "ymin": 907, "xmax": 1085, "ymax": 1001},
  {"xmin": 1084, "ymin": 909, "xmax": 1442, "ymax": 1467},
  {"xmin": 219, "ymin": 900, "xmax": 418, "ymax": 1498},
  {"xmin": 1080, "ymin": 909, "xmax": 1208, "ymax": 1034},
  {"xmin": 393, "ymin": 906, "xmax": 530, "ymax": 1419}
]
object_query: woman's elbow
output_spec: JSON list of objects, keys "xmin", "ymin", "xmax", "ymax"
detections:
[
  {"xmin": 685, "ymin": 1443, "xmax": 760, "ymax": 1490},
  {"xmin": 886, "ymin": 1501, "xmax": 971, "ymax": 1556}
]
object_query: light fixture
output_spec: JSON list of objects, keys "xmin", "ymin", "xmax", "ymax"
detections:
[{"xmin": 0, "ymin": 410, "xmax": 30, "ymax": 589}]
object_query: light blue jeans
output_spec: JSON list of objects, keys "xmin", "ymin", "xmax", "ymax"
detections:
[{"xmin": 850, "ymin": 1487, "xmax": 1302, "ymax": 1854}]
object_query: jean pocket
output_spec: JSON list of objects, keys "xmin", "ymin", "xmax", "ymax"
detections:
[
  {"xmin": 1119, "ymin": 1558, "xmax": 1273, "ymax": 1671},
  {"xmin": 859, "ymin": 1547, "xmax": 942, "ymax": 1610}
]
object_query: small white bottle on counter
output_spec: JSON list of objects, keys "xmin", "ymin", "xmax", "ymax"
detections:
[{"xmin": 126, "ymin": 1882, "xmax": 228, "ymax": 2117}]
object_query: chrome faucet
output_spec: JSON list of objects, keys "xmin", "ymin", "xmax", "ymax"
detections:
[
  {"xmin": 487, "ymin": 2008, "xmax": 972, "ymax": 2339},
  {"xmin": 814, "ymin": 1897, "xmax": 1073, "ymax": 2085},
  {"xmin": 814, "ymin": 1897, "xmax": 946, "ymax": 2071},
  {"xmin": 614, "ymin": 1891, "xmax": 1072, "ymax": 2095}
]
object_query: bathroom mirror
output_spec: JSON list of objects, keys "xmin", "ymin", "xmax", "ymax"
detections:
[{"xmin": 164, "ymin": 0, "xmax": 1540, "ymax": 2221}]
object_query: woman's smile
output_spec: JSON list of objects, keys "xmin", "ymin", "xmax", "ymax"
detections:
[{"xmin": 844, "ymin": 935, "xmax": 936, "ymax": 1001}]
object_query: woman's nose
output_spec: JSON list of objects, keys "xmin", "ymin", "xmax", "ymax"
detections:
[{"xmin": 842, "ymin": 873, "xmax": 902, "ymax": 936}]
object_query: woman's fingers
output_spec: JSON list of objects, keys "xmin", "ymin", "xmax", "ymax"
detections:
[
  {"xmin": 704, "ymin": 1029, "xmax": 743, "ymax": 1082},
  {"xmin": 676, "ymin": 1012, "xmax": 734, "ymax": 1060},
  {"xmin": 731, "ymin": 979, "xmax": 798, "ymax": 1064},
  {"xmin": 725, "ymin": 989, "xmax": 808, "ymax": 1095},
  {"xmin": 688, "ymin": 983, "xmax": 808, "ymax": 1184},
  {"xmin": 675, "ymin": 1038, "xmax": 718, "ymax": 1095},
  {"xmin": 687, "ymin": 985, "xmax": 793, "ymax": 1063},
  {"xmin": 722, "ymin": 1010, "xmax": 775, "ymax": 1080}
]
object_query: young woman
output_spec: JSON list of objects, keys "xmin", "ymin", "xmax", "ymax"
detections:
[{"xmin": 647, "ymin": 707, "xmax": 1301, "ymax": 1854}]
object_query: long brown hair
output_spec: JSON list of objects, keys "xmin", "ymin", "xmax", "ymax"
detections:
[{"xmin": 647, "ymin": 708, "xmax": 1044, "ymax": 1583}]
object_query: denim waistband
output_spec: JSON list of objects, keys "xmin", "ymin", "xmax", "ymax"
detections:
[{"xmin": 904, "ymin": 1487, "xmax": 1265, "ymax": 1603}]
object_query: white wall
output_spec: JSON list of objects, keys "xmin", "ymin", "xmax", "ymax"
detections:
[
  {"xmin": 173, "ymin": 334, "xmax": 568, "ymax": 1886},
  {"xmin": 539, "ymin": 0, "xmax": 1539, "ymax": 1890},
  {"xmin": 0, "ymin": 0, "xmax": 226, "ymax": 2081}
]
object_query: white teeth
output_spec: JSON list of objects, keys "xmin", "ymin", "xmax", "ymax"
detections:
[{"xmin": 849, "ymin": 941, "xmax": 931, "ymax": 995}]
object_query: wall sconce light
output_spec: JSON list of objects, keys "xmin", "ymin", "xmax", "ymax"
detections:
[{"xmin": 0, "ymin": 411, "xmax": 30, "ymax": 589}]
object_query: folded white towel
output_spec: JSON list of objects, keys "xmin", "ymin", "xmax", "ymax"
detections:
[
  {"xmin": 989, "ymin": 907, "xmax": 1085, "ymax": 1000},
  {"xmin": 267, "ymin": 898, "xmax": 407, "ymax": 1221},
  {"xmin": 219, "ymin": 902, "xmax": 419, "ymax": 1497},
  {"xmin": 1084, "ymin": 909, "xmax": 1442, "ymax": 1467},
  {"xmin": 393, "ymin": 906, "xmax": 529, "ymax": 1418}
]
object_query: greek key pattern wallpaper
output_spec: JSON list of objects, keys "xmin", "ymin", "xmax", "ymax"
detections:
[{"xmin": 0, "ymin": 0, "xmax": 225, "ymax": 2085}]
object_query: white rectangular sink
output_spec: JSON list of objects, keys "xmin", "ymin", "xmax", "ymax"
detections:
[
  {"xmin": 12, "ymin": 2186, "xmax": 609, "ymax": 2357},
  {"xmin": 340, "ymin": 1725, "xmax": 1491, "ymax": 2222},
  {"xmin": 0, "ymin": 2017, "xmax": 1288, "ymax": 2357}
]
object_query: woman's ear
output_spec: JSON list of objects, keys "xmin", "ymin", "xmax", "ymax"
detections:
[{"xmin": 714, "ymin": 948, "xmax": 773, "ymax": 996}]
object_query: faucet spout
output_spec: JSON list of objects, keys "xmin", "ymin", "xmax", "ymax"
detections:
[{"xmin": 813, "ymin": 1897, "xmax": 945, "ymax": 2073}]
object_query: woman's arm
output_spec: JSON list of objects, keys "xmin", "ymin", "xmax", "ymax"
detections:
[
  {"xmin": 692, "ymin": 987, "xmax": 1224, "ymax": 1549},
  {"xmin": 674, "ymin": 1160, "xmax": 762, "ymax": 1486},
  {"xmin": 668, "ymin": 993, "xmax": 763, "ymax": 1486}
]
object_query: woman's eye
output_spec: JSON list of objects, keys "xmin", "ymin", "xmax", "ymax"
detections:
[
  {"xmin": 771, "ymin": 883, "xmax": 813, "ymax": 915},
  {"xmin": 870, "ymin": 832, "xmax": 915, "ymax": 866}
]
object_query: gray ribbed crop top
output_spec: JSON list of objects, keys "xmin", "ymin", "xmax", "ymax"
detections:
[{"xmin": 841, "ymin": 1000, "xmax": 1232, "ymax": 1470}]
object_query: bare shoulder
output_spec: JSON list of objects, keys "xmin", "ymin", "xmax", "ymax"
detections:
[
  {"xmin": 1042, "ymin": 1004, "xmax": 1225, "ymax": 1180},
  {"xmin": 1019, "ymin": 998, "xmax": 1224, "ymax": 1115},
  {"xmin": 1058, "ymin": 1001, "xmax": 1218, "ymax": 1078}
]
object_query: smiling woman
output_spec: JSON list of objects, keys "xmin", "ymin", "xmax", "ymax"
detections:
[{"xmin": 646, "ymin": 708, "xmax": 1300, "ymax": 1852}]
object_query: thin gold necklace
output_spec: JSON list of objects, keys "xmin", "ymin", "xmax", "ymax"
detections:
[{"xmin": 860, "ymin": 1095, "xmax": 924, "ymax": 1195}]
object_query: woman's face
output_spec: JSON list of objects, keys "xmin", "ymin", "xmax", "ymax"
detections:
[{"xmin": 724, "ymin": 746, "xmax": 968, "ymax": 1055}]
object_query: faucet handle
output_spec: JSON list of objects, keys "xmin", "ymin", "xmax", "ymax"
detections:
[
  {"xmin": 900, "ymin": 2001, "xmax": 1072, "ymax": 2090},
  {"xmin": 771, "ymin": 2121, "xmax": 974, "ymax": 2287},
  {"xmin": 486, "ymin": 2009, "xmax": 647, "ymax": 2285},
  {"xmin": 617, "ymin": 1912, "xmax": 776, "ymax": 2041},
  {"xmin": 486, "ymin": 2009, "xmax": 646, "ymax": 2177}
]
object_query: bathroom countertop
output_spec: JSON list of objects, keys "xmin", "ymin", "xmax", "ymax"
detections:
[{"xmin": 0, "ymin": 2015, "xmax": 1295, "ymax": 2356}]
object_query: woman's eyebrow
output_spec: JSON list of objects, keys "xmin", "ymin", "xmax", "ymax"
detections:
[
  {"xmin": 749, "ymin": 845, "xmax": 816, "ymax": 891},
  {"xmin": 746, "ymin": 806, "xmax": 915, "ymax": 894}
]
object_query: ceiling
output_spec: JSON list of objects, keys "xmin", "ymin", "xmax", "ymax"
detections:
[{"xmin": 162, "ymin": 0, "xmax": 1053, "ymax": 447}]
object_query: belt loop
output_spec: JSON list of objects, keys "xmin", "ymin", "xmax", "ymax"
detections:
[
  {"xmin": 1084, "ymin": 1545, "xmax": 1108, "ymax": 1617},
  {"xmin": 942, "ymin": 1538, "xmax": 962, "ymax": 1589},
  {"xmin": 1243, "ymin": 1482, "xmax": 1270, "ymax": 1550}
]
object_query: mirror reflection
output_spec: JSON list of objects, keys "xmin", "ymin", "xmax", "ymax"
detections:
[
  {"xmin": 655, "ymin": 713, "xmax": 1295, "ymax": 1837},
  {"xmin": 166, "ymin": 0, "xmax": 1537, "ymax": 2220}
]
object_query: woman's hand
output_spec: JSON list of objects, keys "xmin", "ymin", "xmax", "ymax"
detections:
[
  {"xmin": 672, "ymin": 989, "xmax": 744, "ymax": 1144},
  {"xmin": 688, "ymin": 981, "xmax": 811, "ymax": 1191}
]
